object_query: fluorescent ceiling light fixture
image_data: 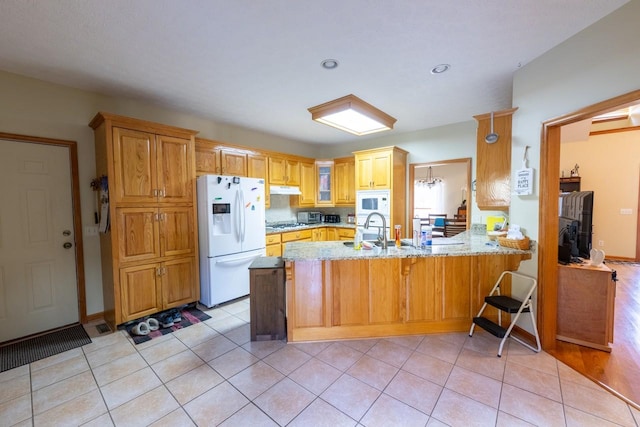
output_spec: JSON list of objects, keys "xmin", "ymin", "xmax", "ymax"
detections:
[{"xmin": 308, "ymin": 94, "xmax": 397, "ymax": 136}]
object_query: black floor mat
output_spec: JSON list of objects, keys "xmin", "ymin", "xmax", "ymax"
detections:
[{"xmin": 0, "ymin": 324, "xmax": 92, "ymax": 372}]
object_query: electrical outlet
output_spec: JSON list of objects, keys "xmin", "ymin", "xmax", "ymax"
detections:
[{"xmin": 598, "ymin": 240, "xmax": 604, "ymax": 247}]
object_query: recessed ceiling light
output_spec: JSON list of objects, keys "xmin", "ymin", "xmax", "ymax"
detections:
[
  {"xmin": 321, "ymin": 59, "xmax": 339, "ymax": 70},
  {"xmin": 430, "ymin": 64, "xmax": 450, "ymax": 74}
]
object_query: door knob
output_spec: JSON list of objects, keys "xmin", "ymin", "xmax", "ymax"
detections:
[{"xmin": 63, "ymin": 242, "xmax": 73, "ymax": 249}]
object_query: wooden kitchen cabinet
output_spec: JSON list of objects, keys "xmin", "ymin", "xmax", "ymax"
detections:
[
  {"xmin": 249, "ymin": 257, "xmax": 286, "ymax": 341},
  {"xmin": 219, "ymin": 148, "xmax": 247, "ymax": 176},
  {"xmin": 269, "ymin": 155, "xmax": 300, "ymax": 186},
  {"xmin": 353, "ymin": 146, "xmax": 408, "ymax": 235},
  {"xmin": 90, "ymin": 112, "xmax": 200, "ymax": 329},
  {"xmin": 281, "ymin": 229, "xmax": 313, "ymax": 251},
  {"xmin": 557, "ymin": 263, "xmax": 616, "ymax": 351},
  {"xmin": 115, "ymin": 206, "xmax": 195, "ymax": 263},
  {"xmin": 247, "ymin": 153, "xmax": 270, "ymax": 208},
  {"xmin": 315, "ymin": 161, "xmax": 334, "ymax": 206},
  {"xmin": 294, "ymin": 160, "xmax": 316, "ymax": 206},
  {"xmin": 266, "ymin": 233, "xmax": 282, "ymax": 257},
  {"xmin": 285, "ymin": 252, "xmax": 529, "ymax": 342},
  {"xmin": 354, "ymin": 148, "xmax": 393, "ymax": 190},
  {"xmin": 473, "ymin": 108, "xmax": 518, "ymax": 210},
  {"xmin": 335, "ymin": 228, "xmax": 355, "ymax": 240},
  {"xmin": 119, "ymin": 256, "xmax": 197, "ymax": 323},
  {"xmin": 334, "ymin": 157, "xmax": 355, "ymax": 205},
  {"xmin": 312, "ymin": 227, "xmax": 326, "ymax": 241},
  {"xmin": 112, "ymin": 128, "xmax": 192, "ymax": 204}
]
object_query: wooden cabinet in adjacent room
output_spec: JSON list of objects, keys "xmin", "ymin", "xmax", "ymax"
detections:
[
  {"xmin": 90, "ymin": 112, "xmax": 200, "ymax": 329},
  {"xmin": 557, "ymin": 263, "xmax": 616, "ymax": 352}
]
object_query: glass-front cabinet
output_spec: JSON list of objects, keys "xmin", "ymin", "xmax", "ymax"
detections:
[{"xmin": 315, "ymin": 161, "xmax": 334, "ymax": 205}]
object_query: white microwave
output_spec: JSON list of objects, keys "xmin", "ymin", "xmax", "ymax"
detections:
[{"xmin": 356, "ymin": 190, "xmax": 391, "ymax": 217}]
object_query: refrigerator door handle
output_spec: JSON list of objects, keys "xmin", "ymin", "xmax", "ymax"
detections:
[
  {"xmin": 234, "ymin": 189, "xmax": 241, "ymax": 241},
  {"xmin": 214, "ymin": 253, "xmax": 261, "ymax": 267},
  {"xmin": 239, "ymin": 189, "xmax": 246, "ymax": 242}
]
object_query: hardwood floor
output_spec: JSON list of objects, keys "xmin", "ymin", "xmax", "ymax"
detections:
[{"xmin": 548, "ymin": 262, "xmax": 640, "ymax": 408}]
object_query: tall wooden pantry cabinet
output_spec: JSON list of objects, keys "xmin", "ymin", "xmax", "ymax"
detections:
[{"xmin": 90, "ymin": 113, "xmax": 200, "ymax": 330}]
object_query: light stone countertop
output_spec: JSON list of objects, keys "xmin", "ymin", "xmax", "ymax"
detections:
[
  {"xmin": 282, "ymin": 230, "xmax": 533, "ymax": 261},
  {"xmin": 266, "ymin": 222, "xmax": 355, "ymax": 234}
]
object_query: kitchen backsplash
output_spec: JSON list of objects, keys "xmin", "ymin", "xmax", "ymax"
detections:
[{"xmin": 265, "ymin": 195, "xmax": 354, "ymax": 223}]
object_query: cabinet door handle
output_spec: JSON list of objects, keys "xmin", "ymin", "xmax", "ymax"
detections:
[
  {"xmin": 153, "ymin": 189, "xmax": 158, "ymax": 197},
  {"xmin": 156, "ymin": 267, "xmax": 162, "ymax": 276},
  {"xmin": 154, "ymin": 213, "xmax": 160, "ymax": 221}
]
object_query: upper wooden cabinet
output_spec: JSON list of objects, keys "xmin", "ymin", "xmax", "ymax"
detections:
[
  {"xmin": 353, "ymin": 146, "xmax": 408, "ymax": 233},
  {"xmin": 111, "ymin": 128, "xmax": 193, "ymax": 204},
  {"xmin": 473, "ymin": 108, "xmax": 518, "ymax": 210},
  {"xmin": 334, "ymin": 157, "xmax": 355, "ymax": 206},
  {"xmin": 354, "ymin": 149, "xmax": 393, "ymax": 190},
  {"xmin": 194, "ymin": 139, "xmax": 249, "ymax": 176},
  {"xmin": 315, "ymin": 161, "xmax": 334, "ymax": 206},
  {"xmin": 247, "ymin": 153, "xmax": 270, "ymax": 208},
  {"xmin": 220, "ymin": 148, "xmax": 247, "ymax": 176},
  {"xmin": 296, "ymin": 160, "xmax": 316, "ymax": 206},
  {"xmin": 269, "ymin": 155, "xmax": 300, "ymax": 186}
]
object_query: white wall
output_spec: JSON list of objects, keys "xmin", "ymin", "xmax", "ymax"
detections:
[
  {"xmin": 0, "ymin": 70, "xmax": 317, "ymax": 315},
  {"xmin": 561, "ymin": 130, "xmax": 640, "ymax": 258}
]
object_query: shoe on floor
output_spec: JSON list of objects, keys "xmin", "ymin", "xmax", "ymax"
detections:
[
  {"xmin": 146, "ymin": 317, "xmax": 160, "ymax": 331},
  {"xmin": 159, "ymin": 313, "xmax": 174, "ymax": 328},
  {"xmin": 131, "ymin": 322, "xmax": 150, "ymax": 336}
]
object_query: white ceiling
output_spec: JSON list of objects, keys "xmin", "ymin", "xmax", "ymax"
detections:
[{"xmin": 0, "ymin": 1, "xmax": 629, "ymax": 144}]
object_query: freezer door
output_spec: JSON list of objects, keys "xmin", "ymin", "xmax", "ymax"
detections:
[
  {"xmin": 199, "ymin": 248, "xmax": 265, "ymax": 308},
  {"xmin": 240, "ymin": 177, "xmax": 266, "ymax": 252},
  {"xmin": 197, "ymin": 175, "xmax": 243, "ymax": 257}
]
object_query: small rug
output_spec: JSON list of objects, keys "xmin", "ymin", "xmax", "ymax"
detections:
[
  {"xmin": 121, "ymin": 306, "xmax": 211, "ymax": 345},
  {"xmin": 0, "ymin": 324, "xmax": 92, "ymax": 373}
]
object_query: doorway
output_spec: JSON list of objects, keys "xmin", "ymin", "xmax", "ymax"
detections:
[
  {"xmin": 538, "ymin": 89, "xmax": 640, "ymax": 405},
  {"xmin": 409, "ymin": 158, "xmax": 471, "ymax": 236},
  {"xmin": 0, "ymin": 133, "xmax": 86, "ymax": 343}
]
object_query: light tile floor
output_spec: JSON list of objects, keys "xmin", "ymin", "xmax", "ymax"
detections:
[{"xmin": 2, "ymin": 297, "xmax": 639, "ymax": 426}]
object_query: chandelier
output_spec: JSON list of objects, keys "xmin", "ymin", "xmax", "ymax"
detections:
[{"xmin": 416, "ymin": 166, "xmax": 443, "ymax": 188}]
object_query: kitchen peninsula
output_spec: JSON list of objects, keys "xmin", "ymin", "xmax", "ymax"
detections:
[{"xmin": 282, "ymin": 231, "xmax": 532, "ymax": 342}]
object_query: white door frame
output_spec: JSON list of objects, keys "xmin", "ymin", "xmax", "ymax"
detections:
[{"xmin": 0, "ymin": 132, "xmax": 87, "ymax": 324}]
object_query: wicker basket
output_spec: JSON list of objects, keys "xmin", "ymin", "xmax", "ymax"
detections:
[{"xmin": 497, "ymin": 236, "xmax": 530, "ymax": 250}]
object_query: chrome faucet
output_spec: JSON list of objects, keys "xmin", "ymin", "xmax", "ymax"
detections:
[{"xmin": 364, "ymin": 212, "xmax": 388, "ymax": 249}]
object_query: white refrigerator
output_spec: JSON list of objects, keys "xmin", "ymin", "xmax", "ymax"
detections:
[{"xmin": 197, "ymin": 175, "xmax": 266, "ymax": 307}]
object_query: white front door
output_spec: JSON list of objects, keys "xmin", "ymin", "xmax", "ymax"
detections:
[{"xmin": 0, "ymin": 139, "xmax": 79, "ymax": 342}]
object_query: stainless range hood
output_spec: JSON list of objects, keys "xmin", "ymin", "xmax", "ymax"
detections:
[{"xmin": 270, "ymin": 185, "xmax": 302, "ymax": 195}]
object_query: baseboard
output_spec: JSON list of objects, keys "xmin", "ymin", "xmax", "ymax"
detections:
[
  {"xmin": 605, "ymin": 256, "xmax": 637, "ymax": 262},
  {"xmin": 85, "ymin": 311, "xmax": 105, "ymax": 323},
  {"xmin": 512, "ymin": 325, "xmax": 538, "ymax": 347}
]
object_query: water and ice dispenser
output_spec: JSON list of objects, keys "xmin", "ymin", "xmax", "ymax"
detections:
[{"xmin": 211, "ymin": 203, "xmax": 231, "ymax": 236}]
